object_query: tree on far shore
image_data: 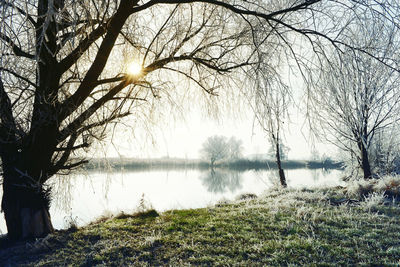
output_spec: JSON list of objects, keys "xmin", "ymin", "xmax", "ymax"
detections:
[
  {"xmin": 200, "ymin": 136, "xmax": 229, "ymax": 167},
  {"xmin": 200, "ymin": 135, "xmax": 243, "ymax": 166}
]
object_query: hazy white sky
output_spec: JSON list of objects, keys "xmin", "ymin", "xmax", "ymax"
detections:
[{"xmin": 100, "ymin": 100, "xmax": 335, "ymax": 160}]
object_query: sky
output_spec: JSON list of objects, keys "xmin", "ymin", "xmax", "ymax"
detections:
[{"xmin": 99, "ymin": 98, "xmax": 336, "ymax": 160}]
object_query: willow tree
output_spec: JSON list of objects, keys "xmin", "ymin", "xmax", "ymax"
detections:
[{"xmin": 0, "ymin": 0, "xmax": 399, "ymax": 240}]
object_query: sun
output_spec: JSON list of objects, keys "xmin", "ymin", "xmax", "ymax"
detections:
[{"xmin": 127, "ymin": 61, "xmax": 142, "ymax": 76}]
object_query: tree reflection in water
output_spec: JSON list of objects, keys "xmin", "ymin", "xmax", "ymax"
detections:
[
  {"xmin": 311, "ymin": 168, "xmax": 332, "ymax": 182},
  {"xmin": 311, "ymin": 169, "xmax": 320, "ymax": 182},
  {"xmin": 200, "ymin": 169, "xmax": 243, "ymax": 193}
]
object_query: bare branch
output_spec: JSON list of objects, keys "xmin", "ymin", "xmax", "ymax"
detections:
[
  {"xmin": 0, "ymin": 33, "xmax": 34, "ymax": 59},
  {"xmin": 58, "ymin": 23, "xmax": 108, "ymax": 74},
  {"xmin": 0, "ymin": 0, "xmax": 37, "ymax": 26},
  {"xmin": 0, "ymin": 67, "xmax": 36, "ymax": 88},
  {"xmin": 58, "ymin": 1, "xmax": 135, "ymax": 120},
  {"xmin": 58, "ymin": 81, "xmax": 130, "ymax": 142}
]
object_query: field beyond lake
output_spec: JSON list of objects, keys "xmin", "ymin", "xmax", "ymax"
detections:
[{"xmin": 2, "ymin": 186, "xmax": 400, "ymax": 266}]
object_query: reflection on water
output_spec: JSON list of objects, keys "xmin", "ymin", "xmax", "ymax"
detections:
[
  {"xmin": 0, "ymin": 168, "xmax": 344, "ymax": 233},
  {"xmin": 201, "ymin": 169, "xmax": 243, "ymax": 193},
  {"xmin": 311, "ymin": 169, "xmax": 320, "ymax": 181},
  {"xmin": 310, "ymin": 168, "xmax": 334, "ymax": 182}
]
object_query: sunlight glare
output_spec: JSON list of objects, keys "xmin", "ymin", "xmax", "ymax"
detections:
[{"xmin": 127, "ymin": 61, "xmax": 142, "ymax": 76}]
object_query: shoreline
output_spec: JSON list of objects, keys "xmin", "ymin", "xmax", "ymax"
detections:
[{"xmin": 2, "ymin": 186, "xmax": 399, "ymax": 266}]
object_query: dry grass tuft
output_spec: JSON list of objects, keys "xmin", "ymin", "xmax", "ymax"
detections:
[{"xmin": 346, "ymin": 175, "xmax": 400, "ymax": 199}]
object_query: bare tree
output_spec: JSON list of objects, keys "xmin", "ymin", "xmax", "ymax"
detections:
[
  {"xmin": 227, "ymin": 136, "xmax": 243, "ymax": 160},
  {"xmin": 310, "ymin": 19, "xmax": 400, "ymax": 179},
  {"xmin": 200, "ymin": 135, "xmax": 229, "ymax": 167},
  {"xmin": 0, "ymin": 0, "xmax": 399, "ymax": 240},
  {"xmin": 369, "ymin": 127, "xmax": 400, "ymax": 175},
  {"xmin": 250, "ymin": 64, "xmax": 290, "ymax": 187},
  {"xmin": 200, "ymin": 136, "xmax": 243, "ymax": 165}
]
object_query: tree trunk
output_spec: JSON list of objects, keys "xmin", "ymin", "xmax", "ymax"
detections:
[
  {"xmin": 276, "ymin": 142, "xmax": 287, "ymax": 188},
  {"xmin": 1, "ymin": 160, "xmax": 54, "ymax": 240},
  {"xmin": 357, "ymin": 138, "xmax": 372, "ymax": 179},
  {"xmin": 361, "ymin": 143, "xmax": 372, "ymax": 179}
]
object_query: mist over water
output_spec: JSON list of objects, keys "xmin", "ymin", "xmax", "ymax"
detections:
[{"xmin": 0, "ymin": 168, "xmax": 343, "ymax": 234}]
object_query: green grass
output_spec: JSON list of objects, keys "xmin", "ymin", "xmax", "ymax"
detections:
[{"xmin": 1, "ymin": 187, "xmax": 400, "ymax": 266}]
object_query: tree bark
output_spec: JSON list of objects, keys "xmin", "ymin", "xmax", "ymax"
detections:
[
  {"xmin": 357, "ymin": 139, "xmax": 372, "ymax": 179},
  {"xmin": 276, "ymin": 142, "xmax": 287, "ymax": 188},
  {"xmin": 1, "ymin": 158, "xmax": 54, "ymax": 240},
  {"xmin": 360, "ymin": 142, "xmax": 372, "ymax": 179}
]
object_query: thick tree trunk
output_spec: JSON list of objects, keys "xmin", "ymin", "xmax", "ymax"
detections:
[
  {"xmin": 2, "ymin": 183, "xmax": 54, "ymax": 240},
  {"xmin": 358, "ymin": 139, "xmax": 372, "ymax": 179},
  {"xmin": 361, "ymin": 144, "xmax": 372, "ymax": 179},
  {"xmin": 2, "ymin": 195, "xmax": 54, "ymax": 240},
  {"xmin": 1, "ymin": 161, "xmax": 54, "ymax": 240},
  {"xmin": 276, "ymin": 142, "xmax": 287, "ymax": 188}
]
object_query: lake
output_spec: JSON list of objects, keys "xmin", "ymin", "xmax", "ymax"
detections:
[{"xmin": 0, "ymin": 168, "xmax": 343, "ymax": 234}]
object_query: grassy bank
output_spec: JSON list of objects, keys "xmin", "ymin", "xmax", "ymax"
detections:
[{"xmin": 1, "ymin": 187, "xmax": 400, "ymax": 266}]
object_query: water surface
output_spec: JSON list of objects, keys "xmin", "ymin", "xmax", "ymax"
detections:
[{"xmin": 0, "ymin": 168, "xmax": 343, "ymax": 234}]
